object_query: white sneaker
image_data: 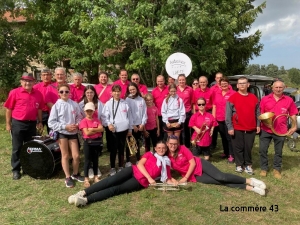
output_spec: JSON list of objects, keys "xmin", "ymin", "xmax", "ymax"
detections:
[
  {"xmin": 75, "ymin": 196, "xmax": 88, "ymax": 207},
  {"xmin": 125, "ymin": 162, "xmax": 132, "ymax": 167},
  {"xmin": 251, "ymin": 186, "xmax": 265, "ymax": 196},
  {"xmin": 109, "ymin": 168, "xmax": 116, "ymax": 176},
  {"xmin": 88, "ymin": 168, "xmax": 94, "ymax": 179},
  {"xmin": 250, "ymin": 178, "xmax": 266, "ymax": 189},
  {"xmin": 97, "ymin": 168, "xmax": 102, "ymax": 178},
  {"xmin": 68, "ymin": 190, "xmax": 85, "ymax": 204},
  {"xmin": 244, "ymin": 165, "xmax": 254, "ymax": 175},
  {"xmin": 117, "ymin": 167, "xmax": 124, "ymax": 173},
  {"xmin": 235, "ymin": 166, "xmax": 243, "ymax": 173}
]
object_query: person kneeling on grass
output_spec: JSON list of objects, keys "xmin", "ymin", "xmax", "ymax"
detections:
[
  {"xmin": 68, "ymin": 141, "xmax": 176, "ymax": 206},
  {"xmin": 166, "ymin": 135, "xmax": 267, "ymax": 196}
]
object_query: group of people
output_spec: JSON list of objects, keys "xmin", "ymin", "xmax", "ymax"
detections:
[{"xmin": 4, "ymin": 67, "xmax": 297, "ymax": 202}]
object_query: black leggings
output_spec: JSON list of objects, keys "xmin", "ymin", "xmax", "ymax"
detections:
[
  {"xmin": 196, "ymin": 159, "xmax": 246, "ymax": 189},
  {"xmin": 85, "ymin": 167, "xmax": 144, "ymax": 203},
  {"xmin": 83, "ymin": 141, "xmax": 99, "ymax": 177},
  {"xmin": 144, "ymin": 128, "xmax": 158, "ymax": 152},
  {"xmin": 111, "ymin": 130, "xmax": 127, "ymax": 168}
]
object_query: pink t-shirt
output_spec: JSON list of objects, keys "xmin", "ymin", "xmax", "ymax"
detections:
[
  {"xmin": 113, "ymin": 80, "xmax": 130, "ymax": 99},
  {"xmin": 193, "ymin": 87, "xmax": 213, "ymax": 112},
  {"xmin": 132, "ymin": 152, "xmax": 171, "ymax": 187},
  {"xmin": 152, "ymin": 85, "xmax": 169, "ymax": 116},
  {"xmin": 4, "ymin": 87, "xmax": 44, "ymax": 121},
  {"xmin": 33, "ymin": 81, "xmax": 52, "ymax": 112},
  {"xmin": 260, "ymin": 94, "xmax": 298, "ymax": 134},
  {"xmin": 145, "ymin": 105, "xmax": 158, "ymax": 130},
  {"xmin": 79, "ymin": 117, "xmax": 102, "ymax": 139},
  {"xmin": 95, "ymin": 84, "xmax": 112, "ymax": 104},
  {"xmin": 189, "ymin": 112, "xmax": 218, "ymax": 147},
  {"xmin": 70, "ymin": 84, "xmax": 85, "ymax": 103},
  {"xmin": 168, "ymin": 145, "xmax": 202, "ymax": 182},
  {"xmin": 177, "ymin": 85, "xmax": 193, "ymax": 112},
  {"xmin": 138, "ymin": 84, "xmax": 148, "ymax": 96},
  {"xmin": 213, "ymin": 89, "xmax": 236, "ymax": 121}
]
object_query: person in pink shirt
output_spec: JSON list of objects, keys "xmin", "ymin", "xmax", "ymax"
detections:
[
  {"xmin": 176, "ymin": 74, "xmax": 193, "ymax": 148},
  {"xmin": 94, "ymin": 71, "xmax": 113, "ymax": 153},
  {"xmin": 212, "ymin": 77, "xmax": 236, "ymax": 163},
  {"xmin": 189, "ymin": 97, "xmax": 218, "ymax": 161},
  {"xmin": 68, "ymin": 141, "xmax": 176, "ymax": 206},
  {"xmin": 70, "ymin": 72, "xmax": 85, "ymax": 103},
  {"xmin": 193, "ymin": 76, "xmax": 213, "ymax": 113},
  {"xmin": 131, "ymin": 73, "xmax": 148, "ymax": 97},
  {"xmin": 79, "ymin": 102, "xmax": 104, "ymax": 188},
  {"xmin": 45, "ymin": 67, "xmax": 77, "ymax": 109},
  {"xmin": 191, "ymin": 78, "xmax": 199, "ymax": 90},
  {"xmin": 144, "ymin": 93, "xmax": 160, "ymax": 152},
  {"xmin": 167, "ymin": 135, "xmax": 266, "ymax": 196},
  {"xmin": 152, "ymin": 75, "xmax": 169, "ymax": 140},
  {"xmin": 259, "ymin": 81, "xmax": 298, "ymax": 179},
  {"xmin": 33, "ymin": 68, "xmax": 52, "ymax": 133},
  {"xmin": 113, "ymin": 69, "xmax": 130, "ymax": 99},
  {"xmin": 168, "ymin": 76, "xmax": 175, "ymax": 86},
  {"xmin": 4, "ymin": 73, "xmax": 44, "ymax": 180},
  {"xmin": 94, "ymin": 71, "xmax": 112, "ymax": 104}
]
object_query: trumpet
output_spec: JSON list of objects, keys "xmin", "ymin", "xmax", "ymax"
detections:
[
  {"xmin": 191, "ymin": 124, "xmax": 209, "ymax": 146},
  {"xmin": 126, "ymin": 135, "xmax": 138, "ymax": 157},
  {"xmin": 259, "ymin": 112, "xmax": 296, "ymax": 137},
  {"xmin": 149, "ymin": 182, "xmax": 187, "ymax": 191}
]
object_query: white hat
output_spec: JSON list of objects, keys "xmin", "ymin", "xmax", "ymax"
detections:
[{"xmin": 84, "ymin": 102, "xmax": 95, "ymax": 111}]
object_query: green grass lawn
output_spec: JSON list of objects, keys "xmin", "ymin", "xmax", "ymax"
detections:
[{"xmin": 1, "ymin": 106, "xmax": 300, "ymax": 225}]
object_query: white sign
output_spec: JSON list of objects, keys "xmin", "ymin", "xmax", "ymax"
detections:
[{"xmin": 165, "ymin": 52, "xmax": 192, "ymax": 79}]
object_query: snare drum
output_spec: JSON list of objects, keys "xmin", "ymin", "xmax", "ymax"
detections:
[{"xmin": 20, "ymin": 137, "xmax": 61, "ymax": 179}]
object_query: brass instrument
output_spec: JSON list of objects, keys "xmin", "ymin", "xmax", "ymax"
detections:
[
  {"xmin": 149, "ymin": 182, "xmax": 187, "ymax": 191},
  {"xmin": 258, "ymin": 112, "xmax": 297, "ymax": 137},
  {"xmin": 191, "ymin": 124, "xmax": 209, "ymax": 146},
  {"xmin": 126, "ymin": 136, "xmax": 138, "ymax": 157}
]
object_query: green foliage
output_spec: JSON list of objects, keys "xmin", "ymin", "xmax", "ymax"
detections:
[{"xmin": 288, "ymin": 68, "xmax": 300, "ymax": 85}]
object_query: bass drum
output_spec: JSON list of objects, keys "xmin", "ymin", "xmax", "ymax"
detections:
[{"xmin": 20, "ymin": 138, "xmax": 61, "ymax": 179}]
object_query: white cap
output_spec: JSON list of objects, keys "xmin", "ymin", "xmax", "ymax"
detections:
[{"xmin": 84, "ymin": 102, "xmax": 95, "ymax": 111}]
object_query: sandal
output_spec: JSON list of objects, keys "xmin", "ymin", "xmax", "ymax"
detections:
[
  {"xmin": 84, "ymin": 179, "xmax": 90, "ymax": 188},
  {"xmin": 94, "ymin": 176, "xmax": 100, "ymax": 183}
]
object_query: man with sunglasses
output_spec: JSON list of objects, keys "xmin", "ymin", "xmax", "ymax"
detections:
[
  {"xmin": 4, "ymin": 73, "xmax": 44, "ymax": 180},
  {"xmin": 33, "ymin": 68, "xmax": 53, "ymax": 133},
  {"xmin": 225, "ymin": 77, "xmax": 260, "ymax": 175},
  {"xmin": 131, "ymin": 73, "xmax": 148, "ymax": 97},
  {"xmin": 45, "ymin": 67, "xmax": 77, "ymax": 110}
]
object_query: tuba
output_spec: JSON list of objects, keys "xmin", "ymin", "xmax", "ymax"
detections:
[
  {"xmin": 258, "ymin": 112, "xmax": 296, "ymax": 137},
  {"xmin": 191, "ymin": 124, "xmax": 209, "ymax": 146},
  {"xmin": 126, "ymin": 136, "xmax": 138, "ymax": 157}
]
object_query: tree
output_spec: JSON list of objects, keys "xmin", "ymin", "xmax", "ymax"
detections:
[
  {"xmin": 244, "ymin": 64, "xmax": 260, "ymax": 75},
  {"xmin": 288, "ymin": 68, "xmax": 300, "ymax": 85},
  {"xmin": 17, "ymin": 0, "xmax": 266, "ymax": 86},
  {"xmin": 0, "ymin": 1, "xmax": 29, "ymax": 89},
  {"xmin": 266, "ymin": 64, "xmax": 278, "ymax": 77}
]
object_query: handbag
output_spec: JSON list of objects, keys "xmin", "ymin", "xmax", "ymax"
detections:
[{"xmin": 85, "ymin": 137, "xmax": 102, "ymax": 146}]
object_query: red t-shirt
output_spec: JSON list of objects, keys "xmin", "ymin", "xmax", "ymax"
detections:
[
  {"xmin": 95, "ymin": 84, "xmax": 112, "ymax": 104},
  {"xmin": 177, "ymin": 85, "xmax": 193, "ymax": 112},
  {"xmin": 79, "ymin": 117, "xmax": 102, "ymax": 139},
  {"xmin": 4, "ymin": 87, "xmax": 44, "ymax": 121},
  {"xmin": 213, "ymin": 89, "xmax": 236, "ymax": 121},
  {"xmin": 193, "ymin": 87, "xmax": 213, "ymax": 112},
  {"xmin": 152, "ymin": 85, "xmax": 169, "ymax": 116},
  {"xmin": 145, "ymin": 105, "xmax": 158, "ymax": 130},
  {"xmin": 168, "ymin": 145, "xmax": 202, "ymax": 182},
  {"xmin": 33, "ymin": 81, "xmax": 52, "ymax": 112},
  {"xmin": 113, "ymin": 80, "xmax": 130, "ymax": 99},
  {"xmin": 132, "ymin": 152, "xmax": 171, "ymax": 187},
  {"xmin": 70, "ymin": 84, "xmax": 85, "ymax": 103}
]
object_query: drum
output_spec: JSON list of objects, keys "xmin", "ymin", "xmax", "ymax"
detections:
[{"xmin": 20, "ymin": 137, "xmax": 61, "ymax": 179}]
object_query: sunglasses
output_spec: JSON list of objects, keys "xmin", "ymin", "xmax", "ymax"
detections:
[
  {"xmin": 192, "ymin": 83, "xmax": 199, "ymax": 85},
  {"xmin": 59, "ymin": 90, "xmax": 70, "ymax": 94},
  {"xmin": 197, "ymin": 103, "xmax": 206, "ymax": 106},
  {"xmin": 132, "ymin": 78, "xmax": 139, "ymax": 81}
]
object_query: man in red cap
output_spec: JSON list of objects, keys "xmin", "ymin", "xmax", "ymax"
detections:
[{"xmin": 4, "ymin": 73, "xmax": 44, "ymax": 180}]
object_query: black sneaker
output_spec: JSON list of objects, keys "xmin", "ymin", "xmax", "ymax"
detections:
[
  {"xmin": 65, "ymin": 177, "xmax": 74, "ymax": 188},
  {"xmin": 71, "ymin": 173, "xmax": 84, "ymax": 182}
]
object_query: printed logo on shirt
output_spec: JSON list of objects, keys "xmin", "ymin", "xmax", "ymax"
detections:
[
  {"xmin": 281, "ymin": 108, "xmax": 288, "ymax": 114},
  {"xmin": 35, "ymin": 103, "xmax": 39, "ymax": 108},
  {"xmin": 27, "ymin": 147, "xmax": 42, "ymax": 154},
  {"xmin": 224, "ymin": 96, "xmax": 230, "ymax": 100},
  {"xmin": 72, "ymin": 110, "xmax": 76, "ymax": 114},
  {"xmin": 122, "ymin": 109, "xmax": 128, "ymax": 112},
  {"xmin": 204, "ymin": 117, "xmax": 211, "ymax": 124}
]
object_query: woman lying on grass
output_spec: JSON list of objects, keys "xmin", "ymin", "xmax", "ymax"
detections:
[
  {"xmin": 68, "ymin": 141, "xmax": 176, "ymax": 206},
  {"xmin": 166, "ymin": 135, "xmax": 267, "ymax": 196}
]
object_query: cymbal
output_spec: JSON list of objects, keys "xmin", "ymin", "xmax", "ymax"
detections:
[{"xmin": 291, "ymin": 90, "xmax": 300, "ymax": 96}]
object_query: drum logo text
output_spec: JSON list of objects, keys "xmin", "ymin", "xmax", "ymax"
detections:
[{"xmin": 27, "ymin": 147, "xmax": 42, "ymax": 154}]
